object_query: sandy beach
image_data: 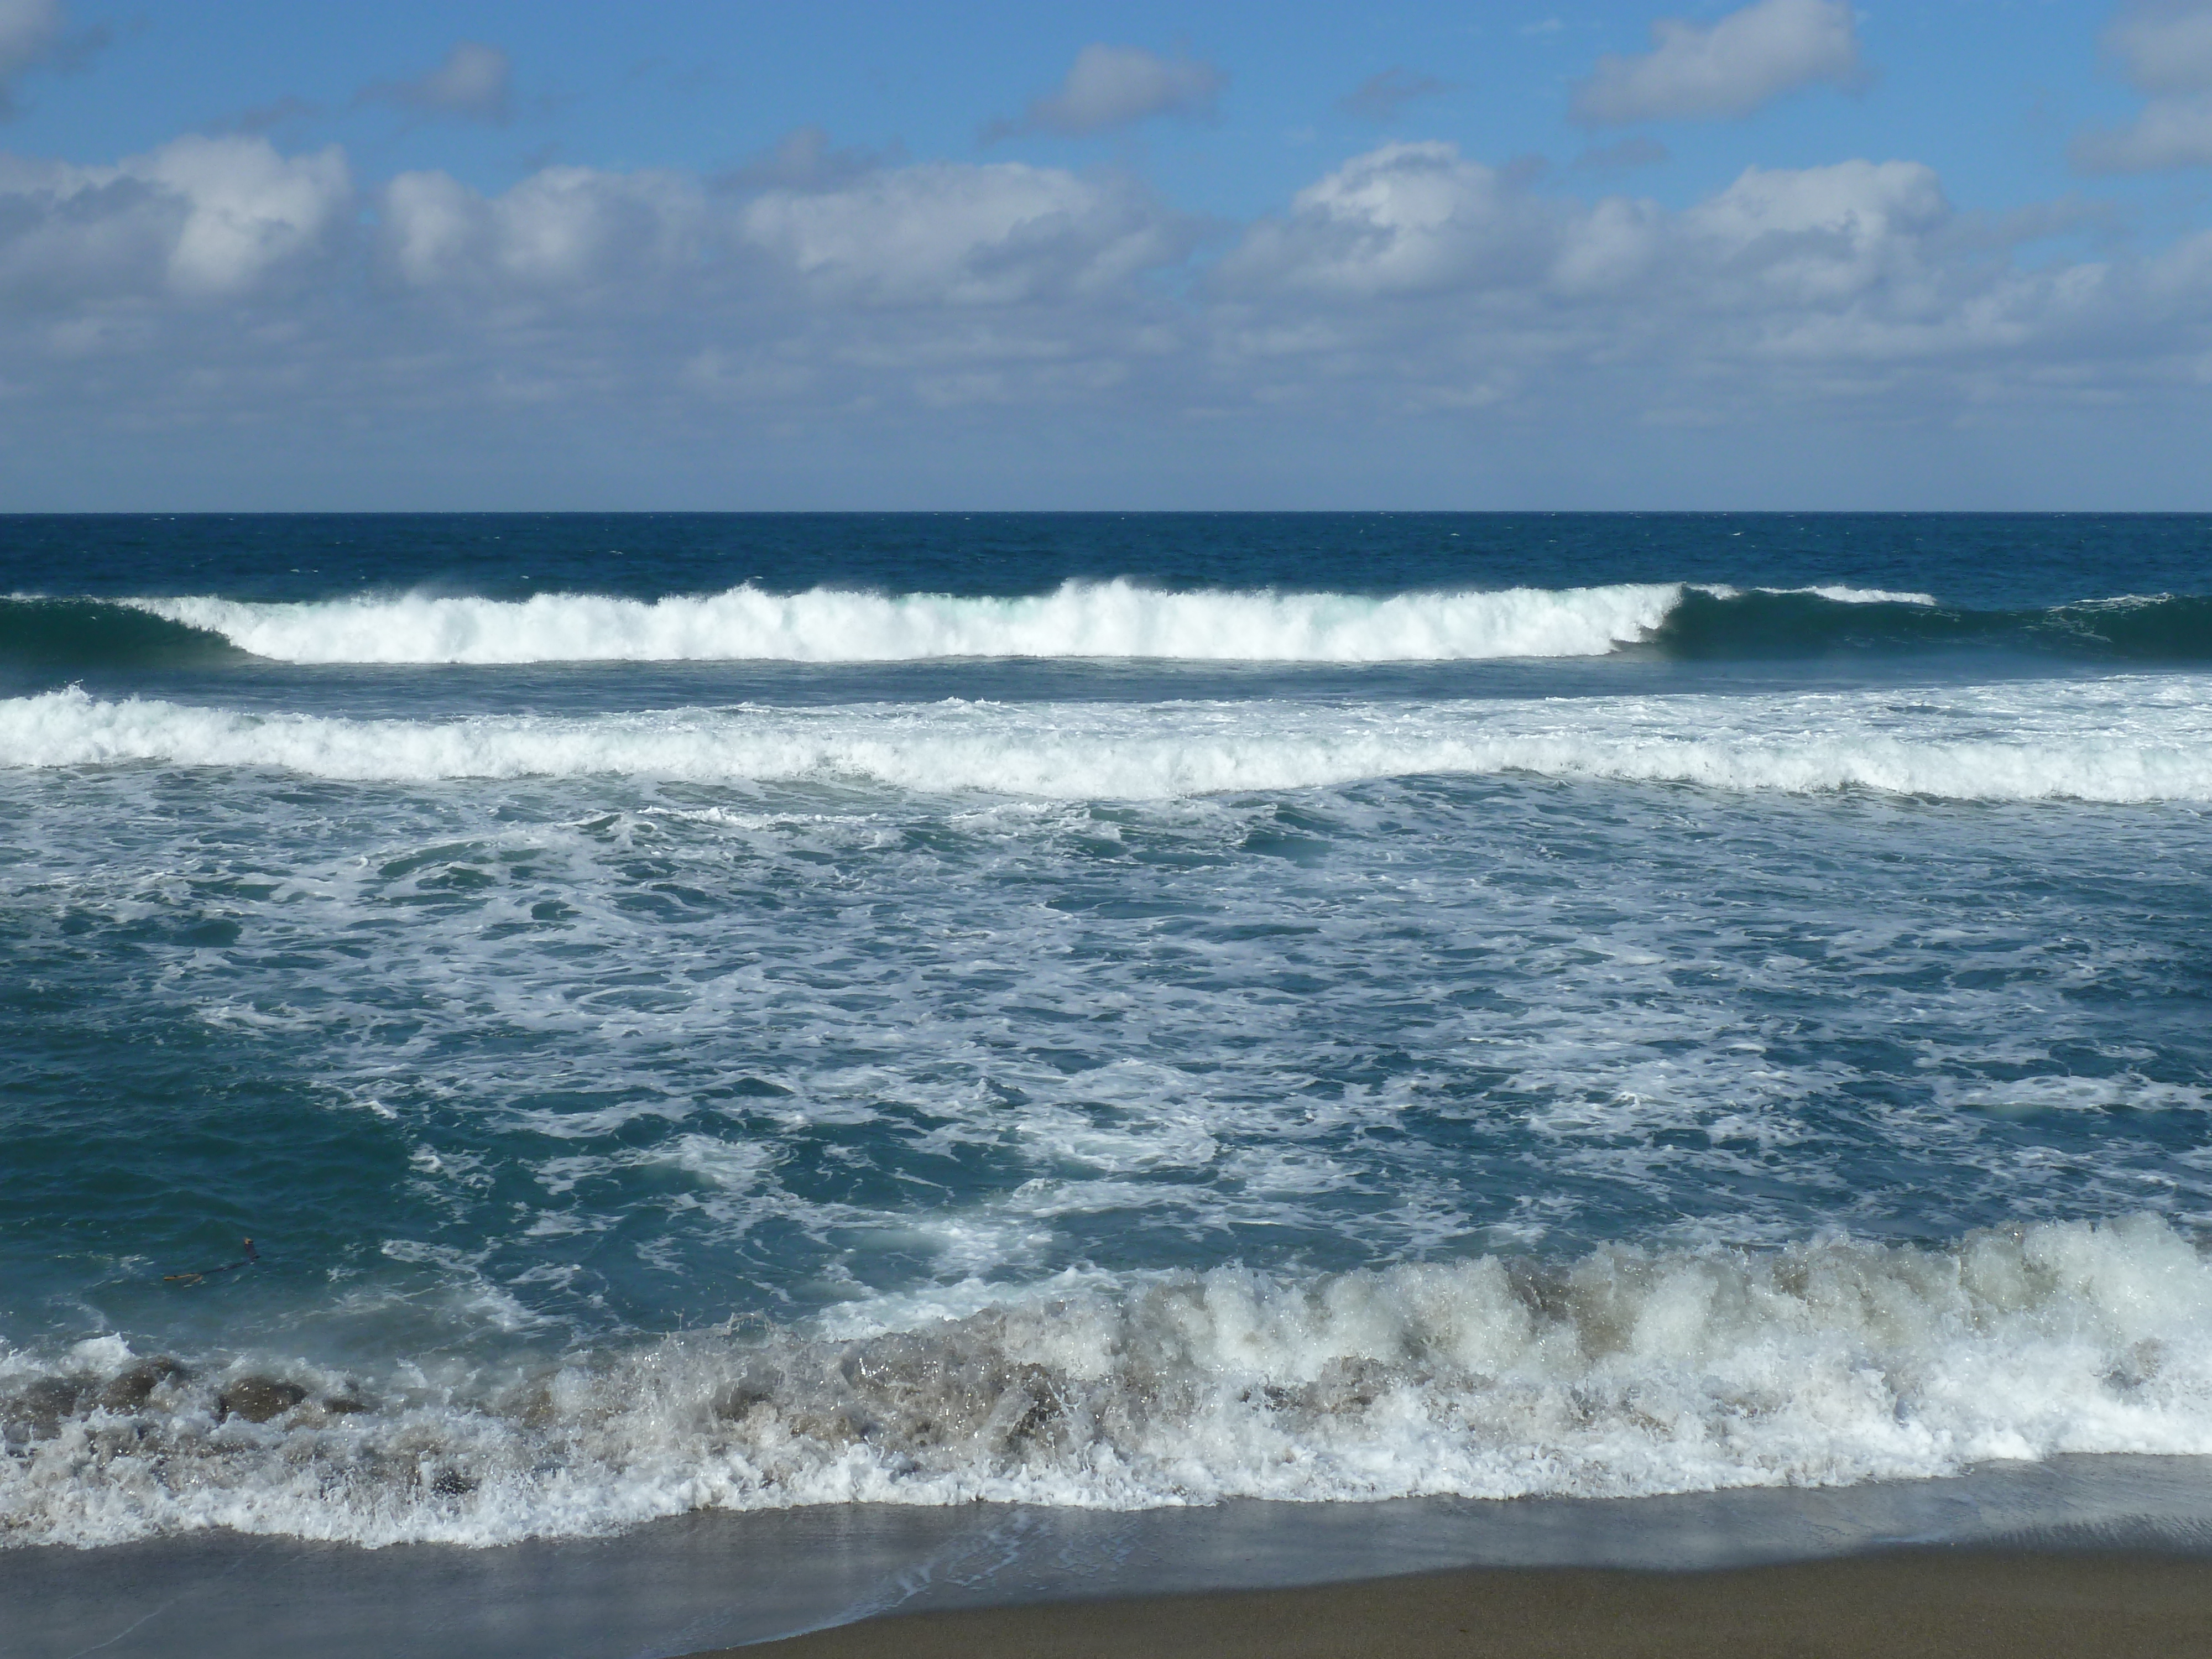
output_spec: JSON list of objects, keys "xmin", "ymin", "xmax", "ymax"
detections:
[{"xmin": 733, "ymin": 1550, "xmax": 2212, "ymax": 1659}]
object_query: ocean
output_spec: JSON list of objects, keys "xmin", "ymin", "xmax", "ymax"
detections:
[{"xmin": 4, "ymin": 512, "xmax": 2211, "ymax": 1556}]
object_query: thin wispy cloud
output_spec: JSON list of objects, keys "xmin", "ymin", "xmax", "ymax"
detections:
[
  {"xmin": 362, "ymin": 40, "xmax": 514, "ymax": 126},
  {"xmin": 206, "ymin": 96, "xmax": 322, "ymax": 138},
  {"xmin": 716, "ymin": 126, "xmax": 895, "ymax": 194},
  {"xmin": 1338, "ymin": 68, "xmax": 1452, "ymax": 123},
  {"xmin": 0, "ymin": 0, "xmax": 105, "ymax": 118},
  {"xmin": 2073, "ymin": 1, "xmax": 2212, "ymax": 172},
  {"xmin": 1571, "ymin": 0, "xmax": 1863, "ymax": 126},
  {"xmin": 1573, "ymin": 135, "xmax": 1671, "ymax": 171},
  {"xmin": 985, "ymin": 44, "xmax": 1224, "ymax": 140}
]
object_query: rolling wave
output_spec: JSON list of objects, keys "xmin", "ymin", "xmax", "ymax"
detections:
[
  {"xmin": 4, "ymin": 1218, "xmax": 2209, "ymax": 1546},
  {"xmin": 123, "ymin": 581, "xmax": 1681, "ymax": 665},
  {"xmin": 4, "ymin": 583, "xmax": 2209, "ymax": 667},
  {"xmin": 6, "ymin": 683, "xmax": 2208, "ymax": 802},
  {"xmin": 1652, "ymin": 587, "xmax": 2212, "ymax": 662},
  {"xmin": 0, "ymin": 598, "xmax": 244, "ymax": 670}
]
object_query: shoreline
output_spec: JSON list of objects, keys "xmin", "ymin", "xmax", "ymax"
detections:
[
  {"xmin": 8, "ymin": 1457, "xmax": 2212, "ymax": 1658},
  {"xmin": 726, "ymin": 1547, "xmax": 2212, "ymax": 1659}
]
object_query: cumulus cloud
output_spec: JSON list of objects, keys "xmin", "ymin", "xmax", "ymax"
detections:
[
  {"xmin": 1571, "ymin": 0, "xmax": 1863, "ymax": 126},
  {"xmin": 742, "ymin": 164, "xmax": 1188, "ymax": 306},
  {"xmin": 372, "ymin": 151, "xmax": 1191, "ymax": 314},
  {"xmin": 379, "ymin": 164, "xmax": 701, "ymax": 293},
  {"xmin": 4, "ymin": 121, "xmax": 2210, "ymax": 504},
  {"xmin": 0, "ymin": 133, "xmax": 350, "ymax": 302},
  {"xmin": 2073, "ymin": 2, "xmax": 2212, "ymax": 172},
  {"xmin": 1217, "ymin": 140, "xmax": 2123, "ymax": 378},
  {"xmin": 1218, "ymin": 142, "xmax": 1554, "ymax": 298},
  {"xmin": 987, "ymin": 44, "xmax": 1224, "ymax": 140},
  {"xmin": 1337, "ymin": 68, "xmax": 1453, "ymax": 123},
  {"xmin": 364, "ymin": 40, "xmax": 513, "ymax": 124}
]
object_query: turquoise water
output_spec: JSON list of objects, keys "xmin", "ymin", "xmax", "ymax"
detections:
[{"xmin": 3, "ymin": 513, "xmax": 2211, "ymax": 1545}]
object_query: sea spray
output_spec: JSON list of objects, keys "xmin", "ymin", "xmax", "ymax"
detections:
[
  {"xmin": 9, "ymin": 586, "xmax": 2210, "ymax": 669},
  {"xmin": 6, "ymin": 1218, "xmax": 2211, "ymax": 1547}
]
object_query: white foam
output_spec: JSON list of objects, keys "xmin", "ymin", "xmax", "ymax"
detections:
[
  {"xmin": 127, "ymin": 581, "xmax": 1684, "ymax": 664},
  {"xmin": 1682, "ymin": 583, "xmax": 1939, "ymax": 607},
  {"xmin": 1718, "ymin": 584, "xmax": 1939, "ymax": 606},
  {"xmin": 7, "ymin": 1218, "xmax": 2212, "ymax": 1547},
  {"xmin": 5, "ymin": 681, "xmax": 2210, "ymax": 804},
  {"xmin": 1799, "ymin": 585, "xmax": 1938, "ymax": 606}
]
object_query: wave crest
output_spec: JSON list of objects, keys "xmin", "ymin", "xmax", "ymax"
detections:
[
  {"xmin": 128, "ymin": 581, "xmax": 1682, "ymax": 665},
  {"xmin": 6, "ymin": 1218, "xmax": 2210, "ymax": 1547},
  {"xmin": 4, "ymin": 685, "xmax": 2208, "ymax": 803},
  {"xmin": 3, "ymin": 585, "xmax": 2205, "ymax": 669}
]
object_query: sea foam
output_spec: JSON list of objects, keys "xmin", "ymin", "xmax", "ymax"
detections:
[
  {"xmin": 6, "ymin": 583, "xmax": 2199, "ymax": 667},
  {"xmin": 4, "ymin": 682, "xmax": 2209, "ymax": 803},
  {"xmin": 127, "ymin": 582, "xmax": 1687, "ymax": 664},
  {"xmin": 5, "ymin": 1218, "xmax": 2210, "ymax": 1547}
]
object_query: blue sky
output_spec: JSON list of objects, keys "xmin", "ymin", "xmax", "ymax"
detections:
[{"xmin": 2, "ymin": 1, "xmax": 2210, "ymax": 508}]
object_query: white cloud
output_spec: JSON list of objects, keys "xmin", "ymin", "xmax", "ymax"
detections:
[
  {"xmin": 1220, "ymin": 146, "xmax": 1960, "ymax": 317},
  {"xmin": 1571, "ymin": 0, "xmax": 1862, "ymax": 126},
  {"xmin": 2073, "ymin": 2, "xmax": 2212, "ymax": 171},
  {"xmin": 388, "ymin": 165, "xmax": 701, "ymax": 291},
  {"xmin": 4, "ymin": 127, "xmax": 2211, "ymax": 504},
  {"xmin": 742, "ymin": 162, "xmax": 1187, "ymax": 305},
  {"xmin": 989, "ymin": 44, "xmax": 1224, "ymax": 139},
  {"xmin": 1215, "ymin": 143, "xmax": 2140, "ymax": 383},
  {"xmin": 1217, "ymin": 142, "xmax": 1554, "ymax": 297},
  {"xmin": 0, "ymin": 134, "xmax": 350, "ymax": 301},
  {"xmin": 1684, "ymin": 159, "xmax": 1948, "ymax": 305},
  {"xmin": 147, "ymin": 137, "xmax": 352, "ymax": 295},
  {"xmin": 367, "ymin": 41, "xmax": 513, "ymax": 124},
  {"xmin": 376, "ymin": 154, "xmax": 1191, "ymax": 311}
]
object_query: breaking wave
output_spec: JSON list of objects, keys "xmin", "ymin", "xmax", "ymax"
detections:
[
  {"xmin": 0, "ymin": 598, "xmax": 246, "ymax": 671},
  {"xmin": 4, "ymin": 684, "xmax": 2209, "ymax": 803},
  {"xmin": 6, "ymin": 1218, "xmax": 2211, "ymax": 1547},
  {"xmin": 4, "ymin": 583, "xmax": 2206, "ymax": 668},
  {"xmin": 123, "ymin": 582, "xmax": 1684, "ymax": 665}
]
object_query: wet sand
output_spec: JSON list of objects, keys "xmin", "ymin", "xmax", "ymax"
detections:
[
  {"xmin": 733, "ymin": 1549, "xmax": 2212, "ymax": 1659},
  {"xmin": 11, "ymin": 1462, "xmax": 2212, "ymax": 1658}
]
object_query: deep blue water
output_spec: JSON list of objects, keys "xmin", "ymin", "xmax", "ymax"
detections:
[
  {"xmin": 6, "ymin": 509, "xmax": 2210, "ymax": 606},
  {"xmin": 3, "ymin": 513, "xmax": 2211, "ymax": 1546}
]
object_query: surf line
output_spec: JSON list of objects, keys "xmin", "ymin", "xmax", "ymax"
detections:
[{"xmin": 163, "ymin": 1238, "xmax": 259, "ymax": 1287}]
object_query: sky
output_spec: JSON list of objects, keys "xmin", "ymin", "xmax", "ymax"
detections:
[{"xmin": 1, "ymin": 0, "xmax": 2210, "ymax": 509}]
